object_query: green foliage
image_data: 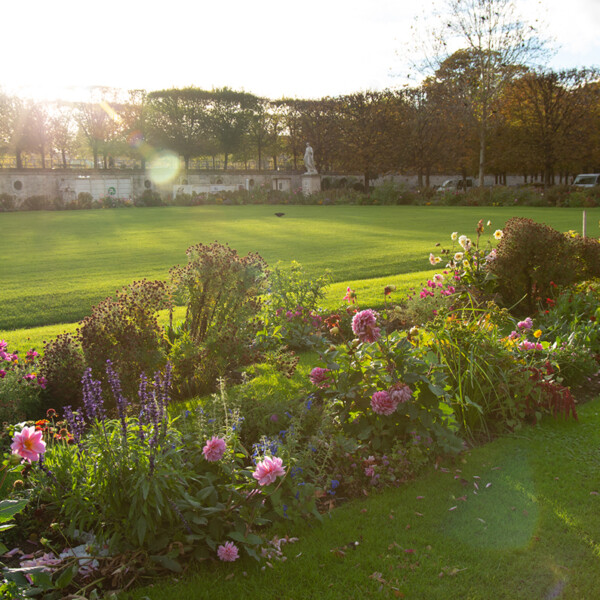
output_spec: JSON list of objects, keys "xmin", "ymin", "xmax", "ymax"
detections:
[
  {"xmin": 168, "ymin": 242, "xmax": 267, "ymax": 396},
  {"xmin": 313, "ymin": 316, "xmax": 462, "ymax": 456},
  {"xmin": 424, "ymin": 310, "xmax": 534, "ymax": 439},
  {"xmin": 258, "ymin": 261, "xmax": 331, "ymax": 351},
  {"xmin": 79, "ymin": 280, "xmax": 170, "ymax": 400},
  {"xmin": 38, "ymin": 333, "xmax": 86, "ymax": 410}
]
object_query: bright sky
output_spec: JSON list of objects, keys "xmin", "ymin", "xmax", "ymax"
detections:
[{"xmin": 3, "ymin": 0, "xmax": 599, "ymax": 102}]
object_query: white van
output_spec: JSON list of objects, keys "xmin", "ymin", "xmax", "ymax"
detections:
[{"xmin": 572, "ymin": 174, "xmax": 600, "ymax": 188}]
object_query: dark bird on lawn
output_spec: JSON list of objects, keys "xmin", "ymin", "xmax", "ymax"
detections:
[{"xmin": 274, "ymin": 212, "xmax": 285, "ymax": 217}]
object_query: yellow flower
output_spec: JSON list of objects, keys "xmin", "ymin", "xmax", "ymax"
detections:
[
  {"xmin": 451, "ymin": 232, "xmax": 458, "ymax": 241},
  {"xmin": 494, "ymin": 229, "xmax": 503, "ymax": 240},
  {"xmin": 463, "ymin": 260, "xmax": 469, "ymax": 269},
  {"xmin": 533, "ymin": 329, "xmax": 542, "ymax": 339}
]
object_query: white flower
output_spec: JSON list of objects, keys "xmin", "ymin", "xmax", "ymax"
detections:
[
  {"xmin": 433, "ymin": 273, "xmax": 444, "ymax": 283},
  {"xmin": 458, "ymin": 235, "xmax": 467, "ymax": 247},
  {"xmin": 486, "ymin": 220, "xmax": 491, "ymax": 227},
  {"xmin": 494, "ymin": 229, "xmax": 503, "ymax": 240},
  {"xmin": 454, "ymin": 252, "xmax": 464, "ymax": 262},
  {"xmin": 429, "ymin": 253, "xmax": 436, "ymax": 266},
  {"xmin": 434, "ymin": 256, "xmax": 442, "ymax": 264},
  {"xmin": 451, "ymin": 232, "xmax": 458, "ymax": 241}
]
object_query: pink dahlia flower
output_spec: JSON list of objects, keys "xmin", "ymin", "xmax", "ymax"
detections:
[
  {"xmin": 253, "ymin": 456, "xmax": 285, "ymax": 486},
  {"xmin": 352, "ymin": 309, "xmax": 381, "ymax": 343},
  {"xmin": 371, "ymin": 391, "xmax": 397, "ymax": 416},
  {"xmin": 390, "ymin": 383, "xmax": 413, "ymax": 405},
  {"xmin": 202, "ymin": 436, "xmax": 226, "ymax": 462},
  {"xmin": 309, "ymin": 367, "xmax": 330, "ymax": 388},
  {"xmin": 11, "ymin": 426, "xmax": 46, "ymax": 462},
  {"xmin": 217, "ymin": 541, "xmax": 239, "ymax": 562}
]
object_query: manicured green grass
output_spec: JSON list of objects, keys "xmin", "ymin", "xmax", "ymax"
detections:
[
  {"xmin": 2, "ymin": 206, "xmax": 598, "ymax": 331},
  {"xmin": 126, "ymin": 398, "xmax": 600, "ymax": 600}
]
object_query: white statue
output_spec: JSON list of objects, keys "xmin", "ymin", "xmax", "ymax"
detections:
[{"xmin": 303, "ymin": 142, "xmax": 318, "ymax": 175}]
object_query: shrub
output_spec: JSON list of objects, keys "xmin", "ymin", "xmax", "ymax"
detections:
[
  {"xmin": 38, "ymin": 333, "xmax": 86, "ymax": 411},
  {"xmin": 20, "ymin": 196, "xmax": 49, "ymax": 211},
  {"xmin": 135, "ymin": 189, "xmax": 163, "ymax": 206},
  {"xmin": 74, "ymin": 192, "xmax": 93, "ymax": 209},
  {"xmin": 0, "ymin": 193, "xmax": 15, "ymax": 212},
  {"xmin": 489, "ymin": 217, "xmax": 578, "ymax": 314},
  {"xmin": 79, "ymin": 280, "xmax": 171, "ymax": 401},
  {"xmin": 168, "ymin": 242, "xmax": 267, "ymax": 397}
]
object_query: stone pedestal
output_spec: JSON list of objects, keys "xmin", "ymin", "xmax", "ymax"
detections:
[{"xmin": 301, "ymin": 173, "xmax": 321, "ymax": 195}]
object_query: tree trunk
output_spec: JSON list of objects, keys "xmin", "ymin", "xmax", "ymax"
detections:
[
  {"xmin": 224, "ymin": 153, "xmax": 228, "ymax": 170},
  {"xmin": 478, "ymin": 120, "xmax": 486, "ymax": 187},
  {"xmin": 62, "ymin": 149, "xmax": 67, "ymax": 169},
  {"xmin": 417, "ymin": 168, "xmax": 423, "ymax": 188},
  {"xmin": 16, "ymin": 148, "xmax": 23, "ymax": 169},
  {"xmin": 272, "ymin": 155, "xmax": 278, "ymax": 171},
  {"xmin": 40, "ymin": 145, "xmax": 45, "ymax": 169}
]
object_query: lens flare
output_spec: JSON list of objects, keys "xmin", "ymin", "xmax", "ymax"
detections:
[{"xmin": 146, "ymin": 150, "xmax": 181, "ymax": 185}]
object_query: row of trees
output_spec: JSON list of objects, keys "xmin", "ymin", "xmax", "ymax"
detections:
[{"xmin": 1, "ymin": 62, "xmax": 599, "ymax": 187}]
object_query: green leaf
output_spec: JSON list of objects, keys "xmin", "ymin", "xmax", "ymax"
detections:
[
  {"xmin": 137, "ymin": 516, "xmax": 147, "ymax": 545},
  {"xmin": 0, "ymin": 499, "xmax": 29, "ymax": 524},
  {"xmin": 55, "ymin": 564, "xmax": 78, "ymax": 589},
  {"xmin": 227, "ymin": 530, "xmax": 247, "ymax": 543},
  {"xmin": 150, "ymin": 554, "xmax": 183, "ymax": 573}
]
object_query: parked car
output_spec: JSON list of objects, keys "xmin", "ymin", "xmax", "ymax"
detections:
[
  {"xmin": 572, "ymin": 174, "xmax": 600, "ymax": 188},
  {"xmin": 436, "ymin": 178, "xmax": 474, "ymax": 193}
]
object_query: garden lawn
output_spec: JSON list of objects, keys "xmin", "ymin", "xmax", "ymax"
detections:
[
  {"xmin": 126, "ymin": 397, "xmax": 600, "ymax": 600},
  {"xmin": 2, "ymin": 206, "xmax": 598, "ymax": 331}
]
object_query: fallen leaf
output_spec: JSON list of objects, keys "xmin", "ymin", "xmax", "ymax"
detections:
[
  {"xmin": 473, "ymin": 476, "xmax": 480, "ymax": 480},
  {"xmin": 225, "ymin": 573, "xmax": 234, "ymax": 581},
  {"xmin": 485, "ymin": 483, "xmax": 492, "ymax": 488},
  {"xmin": 590, "ymin": 491, "xmax": 599, "ymax": 496},
  {"xmin": 474, "ymin": 482, "xmax": 479, "ymax": 490},
  {"xmin": 448, "ymin": 506, "xmax": 457, "ymax": 511},
  {"xmin": 415, "ymin": 512, "xmax": 424, "ymax": 517},
  {"xmin": 491, "ymin": 466, "xmax": 501, "ymax": 470},
  {"xmin": 416, "ymin": 496, "xmax": 425, "ymax": 500},
  {"xmin": 477, "ymin": 518, "xmax": 486, "ymax": 523},
  {"xmin": 457, "ymin": 495, "xmax": 467, "ymax": 502}
]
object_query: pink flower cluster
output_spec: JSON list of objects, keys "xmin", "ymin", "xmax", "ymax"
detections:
[
  {"xmin": 352, "ymin": 309, "xmax": 381, "ymax": 343},
  {"xmin": 518, "ymin": 340, "xmax": 543, "ymax": 351},
  {"xmin": 11, "ymin": 426, "xmax": 46, "ymax": 462},
  {"xmin": 309, "ymin": 367, "xmax": 330, "ymax": 388},
  {"xmin": 253, "ymin": 456, "xmax": 285, "ymax": 486},
  {"xmin": 371, "ymin": 383, "xmax": 413, "ymax": 416},
  {"xmin": 518, "ymin": 317, "xmax": 533, "ymax": 330},
  {"xmin": 202, "ymin": 436, "xmax": 226, "ymax": 462},
  {"xmin": 217, "ymin": 541, "xmax": 239, "ymax": 562}
]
